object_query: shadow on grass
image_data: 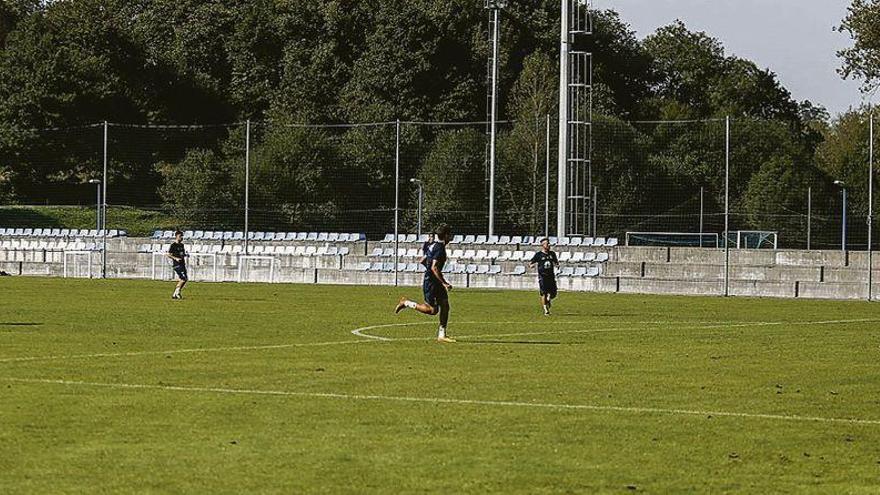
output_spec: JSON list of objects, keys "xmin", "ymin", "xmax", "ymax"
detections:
[{"xmin": 0, "ymin": 322, "xmax": 43, "ymax": 326}]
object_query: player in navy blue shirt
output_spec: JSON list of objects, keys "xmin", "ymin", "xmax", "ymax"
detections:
[
  {"xmin": 529, "ymin": 237, "xmax": 559, "ymax": 315},
  {"xmin": 165, "ymin": 230, "xmax": 188, "ymax": 300},
  {"xmin": 418, "ymin": 232, "xmax": 435, "ymax": 269},
  {"xmin": 395, "ymin": 224, "xmax": 456, "ymax": 342}
]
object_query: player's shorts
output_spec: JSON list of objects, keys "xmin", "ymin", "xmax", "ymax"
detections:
[
  {"xmin": 423, "ymin": 276, "xmax": 448, "ymax": 309},
  {"xmin": 538, "ymin": 275, "xmax": 557, "ymax": 299},
  {"xmin": 173, "ymin": 265, "xmax": 188, "ymax": 281}
]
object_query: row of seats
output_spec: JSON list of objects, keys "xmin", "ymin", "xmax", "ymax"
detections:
[
  {"xmin": 381, "ymin": 234, "xmax": 619, "ymax": 247},
  {"xmin": 0, "ymin": 240, "xmax": 103, "ymax": 252},
  {"xmin": 0, "ymin": 228, "xmax": 125, "ymax": 238},
  {"xmin": 153, "ymin": 230, "xmax": 365, "ymax": 242},
  {"xmin": 357, "ymin": 262, "xmax": 601, "ymax": 277},
  {"xmin": 370, "ymin": 248, "xmax": 610, "ymax": 264},
  {"xmin": 139, "ymin": 244, "xmax": 351, "ymax": 257}
]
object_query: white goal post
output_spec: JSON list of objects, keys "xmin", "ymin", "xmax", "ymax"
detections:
[
  {"xmin": 63, "ymin": 250, "xmax": 96, "ymax": 278},
  {"xmin": 237, "ymin": 256, "xmax": 277, "ymax": 283}
]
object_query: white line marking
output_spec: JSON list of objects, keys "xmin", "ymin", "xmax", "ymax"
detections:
[
  {"xmin": 351, "ymin": 318, "xmax": 880, "ymax": 341},
  {"xmin": 6, "ymin": 377, "xmax": 879, "ymax": 427},
  {"xmin": 0, "ymin": 339, "xmax": 374, "ymax": 364}
]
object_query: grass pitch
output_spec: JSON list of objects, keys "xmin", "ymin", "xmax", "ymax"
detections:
[{"xmin": 1, "ymin": 277, "xmax": 879, "ymax": 493}]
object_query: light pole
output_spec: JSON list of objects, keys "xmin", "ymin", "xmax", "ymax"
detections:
[
  {"xmin": 410, "ymin": 178, "xmax": 423, "ymax": 238},
  {"xmin": 834, "ymin": 180, "xmax": 847, "ymax": 252},
  {"xmin": 88, "ymin": 179, "xmax": 101, "ymax": 232}
]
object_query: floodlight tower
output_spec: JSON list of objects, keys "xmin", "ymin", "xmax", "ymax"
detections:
[
  {"xmin": 557, "ymin": 0, "xmax": 593, "ymax": 237},
  {"xmin": 485, "ymin": 0, "xmax": 506, "ymax": 237}
]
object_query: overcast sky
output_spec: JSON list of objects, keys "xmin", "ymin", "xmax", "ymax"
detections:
[{"xmin": 593, "ymin": 0, "xmax": 875, "ymax": 116}]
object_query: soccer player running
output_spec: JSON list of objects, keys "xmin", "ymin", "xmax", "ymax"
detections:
[
  {"xmin": 395, "ymin": 224, "xmax": 456, "ymax": 343},
  {"xmin": 165, "ymin": 230, "xmax": 188, "ymax": 300},
  {"xmin": 529, "ymin": 238, "xmax": 559, "ymax": 315}
]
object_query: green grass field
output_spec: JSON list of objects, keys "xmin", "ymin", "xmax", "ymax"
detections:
[{"xmin": 1, "ymin": 277, "xmax": 879, "ymax": 493}]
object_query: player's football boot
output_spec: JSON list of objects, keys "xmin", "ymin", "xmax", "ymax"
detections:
[{"xmin": 394, "ymin": 297, "xmax": 407, "ymax": 314}]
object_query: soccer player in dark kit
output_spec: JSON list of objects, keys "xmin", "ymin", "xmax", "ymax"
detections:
[
  {"xmin": 395, "ymin": 224, "xmax": 456, "ymax": 343},
  {"xmin": 529, "ymin": 238, "xmax": 559, "ymax": 315},
  {"xmin": 165, "ymin": 230, "xmax": 188, "ymax": 300}
]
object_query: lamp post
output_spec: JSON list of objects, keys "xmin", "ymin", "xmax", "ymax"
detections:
[
  {"xmin": 834, "ymin": 180, "xmax": 847, "ymax": 252},
  {"xmin": 410, "ymin": 178, "xmax": 423, "ymax": 238},
  {"xmin": 88, "ymin": 179, "xmax": 101, "ymax": 232}
]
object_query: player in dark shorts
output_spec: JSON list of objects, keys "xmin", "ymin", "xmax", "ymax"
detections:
[
  {"xmin": 165, "ymin": 230, "xmax": 188, "ymax": 300},
  {"xmin": 529, "ymin": 237, "xmax": 559, "ymax": 315},
  {"xmin": 395, "ymin": 224, "xmax": 455, "ymax": 343}
]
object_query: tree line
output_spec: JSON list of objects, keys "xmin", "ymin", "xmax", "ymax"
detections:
[{"xmin": 0, "ymin": 1, "xmax": 877, "ymax": 244}]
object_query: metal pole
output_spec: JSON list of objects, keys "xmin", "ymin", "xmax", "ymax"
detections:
[
  {"xmin": 545, "ymin": 114, "xmax": 551, "ymax": 238},
  {"xmin": 488, "ymin": 8, "xmax": 499, "ymax": 238},
  {"xmin": 95, "ymin": 184, "xmax": 101, "ymax": 232},
  {"xmin": 842, "ymin": 187, "xmax": 847, "ymax": 252},
  {"xmin": 869, "ymin": 113, "xmax": 874, "ymax": 300},
  {"xmin": 244, "ymin": 120, "xmax": 250, "ymax": 255},
  {"xmin": 593, "ymin": 186, "xmax": 597, "ymax": 235},
  {"xmin": 417, "ymin": 184, "xmax": 423, "ymax": 238},
  {"xmin": 724, "ymin": 116, "xmax": 730, "ymax": 297},
  {"xmin": 557, "ymin": 0, "xmax": 569, "ymax": 238},
  {"xmin": 102, "ymin": 121, "xmax": 108, "ymax": 279},
  {"xmin": 394, "ymin": 120, "xmax": 401, "ymax": 287},
  {"xmin": 807, "ymin": 186, "xmax": 812, "ymax": 250},
  {"xmin": 699, "ymin": 187, "xmax": 704, "ymax": 248}
]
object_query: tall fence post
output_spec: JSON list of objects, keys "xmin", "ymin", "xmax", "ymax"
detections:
[
  {"xmin": 394, "ymin": 119, "xmax": 401, "ymax": 287},
  {"xmin": 724, "ymin": 116, "xmax": 730, "ymax": 297},
  {"xmin": 699, "ymin": 187, "xmax": 704, "ymax": 248},
  {"xmin": 807, "ymin": 186, "xmax": 812, "ymax": 250},
  {"xmin": 869, "ymin": 113, "xmax": 875, "ymax": 301},
  {"xmin": 102, "ymin": 120, "xmax": 108, "ymax": 279},
  {"xmin": 545, "ymin": 114, "xmax": 551, "ymax": 238},
  {"xmin": 244, "ymin": 119, "xmax": 250, "ymax": 255}
]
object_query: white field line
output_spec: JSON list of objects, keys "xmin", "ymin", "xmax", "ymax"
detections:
[
  {"xmin": 2, "ymin": 318, "xmax": 877, "ymax": 365},
  {"xmin": 5, "ymin": 377, "xmax": 880, "ymax": 427},
  {"xmin": 0, "ymin": 339, "xmax": 373, "ymax": 364},
  {"xmin": 351, "ymin": 318, "xmax": 880, "ymax": 342}
]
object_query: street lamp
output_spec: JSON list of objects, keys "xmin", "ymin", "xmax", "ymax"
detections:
[
  {"xmin": 834, "ymin": 180, "xmax": 847, "ymax": 252},
  {"xmin": 410, "ymin": 178, "xmax": 423, "ymax": 238},
  {"xmin": 88, "ymin": 179, "xmax": 101, "ymax": 232}
]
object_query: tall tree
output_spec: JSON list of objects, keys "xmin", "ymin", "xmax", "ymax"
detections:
[{"xmin": 838, "ymin": 0, "xmax": 880, "ymax": 93}]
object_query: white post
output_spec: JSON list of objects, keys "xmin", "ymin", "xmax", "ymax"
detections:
[
  {"xmin": 102, "ymin": 121, "xmax": 108, "ymax": 279},
  {"xmin": 869, "ymin": 113, "xmax": 874, "ymax": 301},
  {"xmin": 557, "ymin": 0, "xmax": 569, "ymax": 238},
  {"xmin": 724, "ymin": 116, "xmax": 730, "ymax": 297},
  {"xmin": 244, "ymin": 120, "xmax": 250, "ymax": 256},
  {"xmin": 699, "ymin": 187, "xmax": 704, "ymax": 248},
  {"xmin": 545, "ymin": 114, "xmax": 551, "ymax": 238},
  {"xmin": 842, "ymin": 187, "xmax": 847, "ymax": 252},
  {"xmin": 417, "ymin": 184, "xmax": 423, "ymax": 238},
  {"xmin": 394, "ymin": 119, "xmax": 401, "ymax": 287},
  {"xmin": 807, "ymin": 186, "xmax": 812, "ymax": 250},
  {"xmin": 488, "ymin": 8, "xmax": 499, "ymax": 238}
]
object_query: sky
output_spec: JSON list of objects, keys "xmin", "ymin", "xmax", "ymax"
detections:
[{"xmin": 592, "ymin": 0, "xmax": 876, "ymax": 116}]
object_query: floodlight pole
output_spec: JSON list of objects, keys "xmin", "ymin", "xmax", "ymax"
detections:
[
  {"xmin": 869, "ymin": 114, "xmax": 875, "ymax": 301},
  {"xmin": 411, "ymin": 178, "xmax": 423, "ymax": 238},
  {"xmin": 557, "ymin": 0, "xmax": 570, "ymax": 238},
  {"xmin": 724, "ymin": 116, "xmax": 730, "ymax": 297},
  {"xmin": 488, "ymin": 6, "xmax": 500, "ymax": 238},
  {"xmin": 545, "ymin": 114, "xmax": 551, "ymax": 238},
  {"xmin": 394, "ymin": 119, "xmax": 401, "ymax": 287},
  {"xmin": 89, "ymin": 180, "xmax": 101, "ymax": 232},
  {"xmin": 102, "ymin": 121, "xmax": 108, "ymax": 279},
  {"xmin": 244, "ymin": 119, "xmax": 250, "ymax": 256}
]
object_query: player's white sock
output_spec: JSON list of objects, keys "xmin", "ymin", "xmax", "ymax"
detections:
[
  {"xmin": 404, "ymin": 300, "xmax": 417, "ymax": 309},
  {"xmin": 438, "ymin": 326, "xmax": 446, "ymax": 338},
  {"xmin": 173, "ymin": 288, "xmax": 180, "ymax": 297}
]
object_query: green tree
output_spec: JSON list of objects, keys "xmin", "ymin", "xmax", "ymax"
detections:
[{"xmin": 838, "ymin": 0, "xmax": 880, "ymax": 93}]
